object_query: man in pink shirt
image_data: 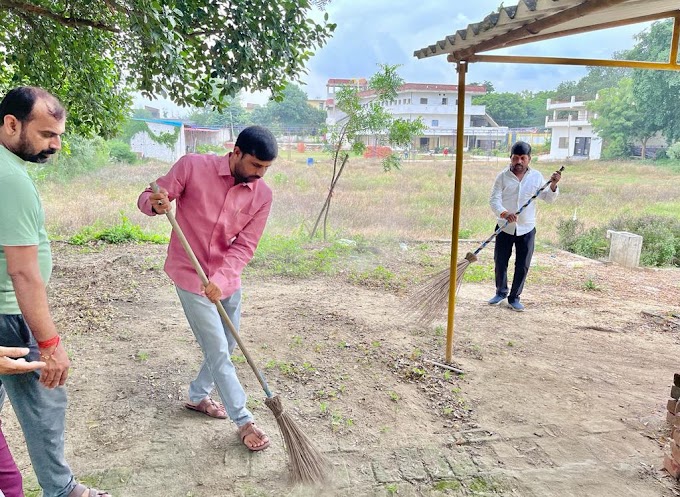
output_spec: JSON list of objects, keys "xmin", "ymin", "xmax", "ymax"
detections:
[{"xmin": 138, "ymin": 126, "xmax": 277, "ymax": 451}]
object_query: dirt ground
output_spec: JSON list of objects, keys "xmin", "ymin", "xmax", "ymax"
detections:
[{"xmin": 3, "ymin": 240, "xmax": 680, "ymax": 497}]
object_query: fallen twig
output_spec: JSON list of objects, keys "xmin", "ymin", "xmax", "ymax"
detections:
[{"xmin": 425, "ymin": 359, "xmax": 465, "ymax": 375}]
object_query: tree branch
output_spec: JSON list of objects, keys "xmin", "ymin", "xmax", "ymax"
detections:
[{"xmin": 0, "ymin": 0, "xmax": 120, "ymax": 32}]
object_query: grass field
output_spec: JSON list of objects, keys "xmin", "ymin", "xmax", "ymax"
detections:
[{"xmin": 38, "ymin": 151, "xmax": 680, "ymax": 251}]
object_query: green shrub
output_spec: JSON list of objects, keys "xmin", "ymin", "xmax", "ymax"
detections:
[
  {"xmin": 532, "ymin": 140, "xmax": 551, "ymax": 155},
  {"xmin": 196, "ymin": 143, "xmax": 227, "ymax": 155},
  {"xmin": 28, "ymin": 134, "xmax": 111, "ymax": 183},
  {"xmin": 70, "ymin": 214, "xmax": 168, "ymax": 245},
  {"xmin": 556, "ymin": 218, "xmax": 582, "ymax": 253},
  {"xmin": 667, "ymin": 142, "xmax": 680, "ymax": 160},
  {"xmin": 556, "ymin": 218, "xmax": 608, "ymax": 259},
  {"xmin": 108, "ymin": 140, "xmax": 137, "ymax": 163},
  {"xmin": 571, "ymin": 227, "xmax": 608, "ymax": 259},
  {"xmin": 560, "ymin": 215, "xmax": 680, "ymax": 267},
  {"xmin": 655, "ymin": 148, "xmax": 668, "ymax": 160},
  {"xmin": 601, "ymin": 137, "xmax": 630, "ymax": 160},
  {"xmin": 250, "ymin": 233, "xmax": 351, "ymax": 277}
]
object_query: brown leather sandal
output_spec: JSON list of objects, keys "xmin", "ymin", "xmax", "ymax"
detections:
[
  {"xmin": 185, "ymin": 397, "xmax": 227, "ymax": 419},
  {"xmin": 239, "ymin": 421, "xmax": 271, "ymax": 451},
  {"xmin": 68, "ymin": 483, "xmax": 111, "ymax": 497}
]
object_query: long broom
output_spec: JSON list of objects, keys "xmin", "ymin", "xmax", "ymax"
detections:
[
  {"xmin": 411, "ymin": 166, "xmax": 565, "ymax": 324},
  {"xmin": 151, "ymin": 183, "xmax": 326, "ymax": 484}
]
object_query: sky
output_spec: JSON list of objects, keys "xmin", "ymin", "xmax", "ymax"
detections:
[
  {"xmin": 298, "ymin": 0, "xmax": 651, "ymax": 99},
  {"xmin": 137, "ymin": 0, "xmax": 652, "ymax": 115}
]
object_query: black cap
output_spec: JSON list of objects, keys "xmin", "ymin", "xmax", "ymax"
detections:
[{"xmin": 510, "ymin": 141, "xmax": 531, "ymax": 156}]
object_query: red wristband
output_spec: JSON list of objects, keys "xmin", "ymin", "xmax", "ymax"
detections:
[{"xmin": 37, "ymin": 335, "xmax": 60, "ymax": 349}]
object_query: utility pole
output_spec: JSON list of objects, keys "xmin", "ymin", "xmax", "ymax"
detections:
[{"xmin": 228, "ymin": 107, "xmax": 235, "ymax": 141}]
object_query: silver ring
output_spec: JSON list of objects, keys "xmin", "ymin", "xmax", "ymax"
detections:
[{"xmin": 157, "ymin": 200, "xmax": 163, "ymax": 206}]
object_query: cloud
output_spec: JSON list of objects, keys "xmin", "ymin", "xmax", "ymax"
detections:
[{"xmin": 300, "ymin": 0, "xmax": 649, "ymax": 98}]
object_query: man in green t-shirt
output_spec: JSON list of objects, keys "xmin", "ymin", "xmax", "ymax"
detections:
[{"xmin": 0, "ymin": 87, "xmax": 111, "ymax": 497}]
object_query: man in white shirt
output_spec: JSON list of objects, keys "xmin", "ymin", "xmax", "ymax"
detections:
[{"xmin": 488, "ymin": 141, "xmax": 561, "ymax": 311}]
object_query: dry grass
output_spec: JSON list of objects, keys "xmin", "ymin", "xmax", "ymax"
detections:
[{"xmin": 39, "ymin": 153, "xmax": 680, "ymax": 247}]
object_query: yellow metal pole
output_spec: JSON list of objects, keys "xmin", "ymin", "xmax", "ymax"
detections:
[
  {"xmin": 671, "ymin": 15, "xmax": 680, "ymax": 65},
  {"xmin": 469, "ymin": 54, "xmax": 680, "ymax": 71},
  {"xmin": 445, "ymin": 60, "xmax": 467, "ymax": 363}
]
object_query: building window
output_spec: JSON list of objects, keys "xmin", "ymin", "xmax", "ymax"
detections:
[
  {"xmin": 431, "ymin": 120, "xmax": 439, "ymax": 127},
  {"xmin": 558, "ymin": 137, "xmax": 569, "ymax": 149},
  {"xmin": 420, "ymin": 97, "xmax": 428, "ymax": 104},
  {"xmin": 442, "ymin": 97, "xmax": 448, "ymax": 105}
]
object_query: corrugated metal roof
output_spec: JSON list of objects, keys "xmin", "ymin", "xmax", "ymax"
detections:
[
  {"xmin": 132, "ymin": 117, "xmax": 184, "ymax": 127},
  {"xmin": 414, "ymin": 0, "xmax": 679, "ymax": 60}
]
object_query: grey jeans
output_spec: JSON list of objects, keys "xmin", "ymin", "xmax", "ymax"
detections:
[
  {"xmin": 0, "ymin": 315, "xmax": 77, "ymax": 497},
  {"xmin": 176, "ymin": 287, "xmax": 253, "ymax": 427}
]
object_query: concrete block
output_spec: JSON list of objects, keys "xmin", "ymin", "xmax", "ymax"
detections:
[
  {"xmin": 371, "ymin": 457, "xmax": 401, "ymax": 484},
  {"xmin": 664, "ymin": 454, "xmax": 680, "ymax": 479},
  {"xmin": 672, "ymin": 441, "xmax": 680, "ymax": 464},
  {"xmin": 672, "ymin": 385, "xmax": 680, "ymax": 400},
  {"xmin": 422, "ymin": 449, "xmax": 456, "ymax": 480},
  {"xmin": 395, "ymin": 448, "xmax": 428, "ymax": 481},
  {"xmin": 673, "ymin": 428, "xmax": 680, "ymax": 446},
  {"xmin": 606, "ymin": 230, "xmax": 642, "ymax": 268}
]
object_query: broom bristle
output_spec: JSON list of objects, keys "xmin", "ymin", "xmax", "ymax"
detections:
[
  {"xmin": 408, "ymin": 253, "xmax": 475, "ymax": 324},
  {"xmin": 265, "ymin": 395, "xmax": 327, "ymax": 484}
]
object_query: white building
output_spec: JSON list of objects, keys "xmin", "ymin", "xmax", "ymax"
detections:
[
  {"xmin": 325, "ymin": 79, "xmax": 508, "ymax": 152},
  {"xmin": 545, "ymin": 96, "xmax": 603, "ymax": 160},
  {"xmin": 130, "ymin": 118, "xmax": 186, "ymax": 163},
  {"xmin": 130, "ymin": 118, "xmax": 233, "ymax": 162}
]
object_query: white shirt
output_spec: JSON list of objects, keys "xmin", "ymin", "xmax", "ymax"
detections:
[{"xmin": 489, "ymin": 166, "xmax": 559, "ymax": 236}]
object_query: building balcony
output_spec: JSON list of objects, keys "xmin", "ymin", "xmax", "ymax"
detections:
[
  {"xmin": 413, "ymin": 126, "xmax": 509, "ymax": 137},
  {"xmin": 383, "ymin": 104, "xmax": 487, "ymax": 116},
  {"xmin": 545, "ymin": 117, "xmax": 591, "ymax": 127},
  {"xmin": 546, "ymin": 96, "xmax": 592, "ymax": 111}
]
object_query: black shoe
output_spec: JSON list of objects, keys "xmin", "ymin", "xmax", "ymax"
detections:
[
  {"xmin": 488, "ymin": 294, "xmax": 505, "ymax": 305},
  {"xmin": 508, "ymin": 300, "xmax": 525, "ymax": 312}
]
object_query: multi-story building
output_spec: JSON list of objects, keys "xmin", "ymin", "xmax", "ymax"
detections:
[
  {"xmin": 325, "ymin": 79, "xmax": 507, "ymax": 152},
  {"xmin": 545, "ymin": 96, "xmax": 603, "ymax": 160}
]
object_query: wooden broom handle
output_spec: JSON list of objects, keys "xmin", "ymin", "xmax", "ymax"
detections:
[{"xmin": 151, "ymin": 182, "xmax": 273, "ymax": 398}]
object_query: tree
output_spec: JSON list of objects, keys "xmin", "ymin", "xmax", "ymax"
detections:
[
  {"xmin": 628, "ymin": 20, "xmax": 680, "ymax": 143},
  {"xmin": 0, "ymin": 1, "xmax": 335, "ymax": 137},
  {"xmin": 311, "ymin": 64, "xmax": 426, "ymax": 240},
  {"xmin": 473, "ymin": 92, "xmax": 529, "ymax": 127},
  {"xmin": 187, "ymin": 97, "xmax": 248, "ymax": 130},
  {"xmin": 588, "ymin": 78, "xmax": 659, "ymax": 159},
  {"xmin": 554, "ymin": 62, "xmax": 630, "ymax": 101},
  {"xmin": 249, "ymin": 84, "xmax": 327, "ymax": 132},
  {"xmin": 523, "ymin": 90, "xmax": 555, "ymax": 128},
  {"xmin": 470, "ymin": 80, "xmax": 495, "ymax": 93}
]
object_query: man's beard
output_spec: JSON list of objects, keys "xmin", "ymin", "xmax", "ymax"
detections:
[
  {"xmin": 233, "ymin": 159, "xmax": 258, "ymax": 183},
  {"xmin": 11, "ymin": 129, "xmax": 57, "ymax": 163}
]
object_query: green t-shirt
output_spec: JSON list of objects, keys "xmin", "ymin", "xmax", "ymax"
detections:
[{"xmin": 0, "ymin": 145, "xmax": 52, "ymax": 314}]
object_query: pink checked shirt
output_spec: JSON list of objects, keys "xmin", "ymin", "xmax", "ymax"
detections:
[{"xmin": 138, "ymin": 153, "xmax": 272, "ymax": 298}]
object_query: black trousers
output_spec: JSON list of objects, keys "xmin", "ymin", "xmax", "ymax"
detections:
[{"xmin": 493, "ymin": 227, "xmax": 536, "ymax": 303}]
